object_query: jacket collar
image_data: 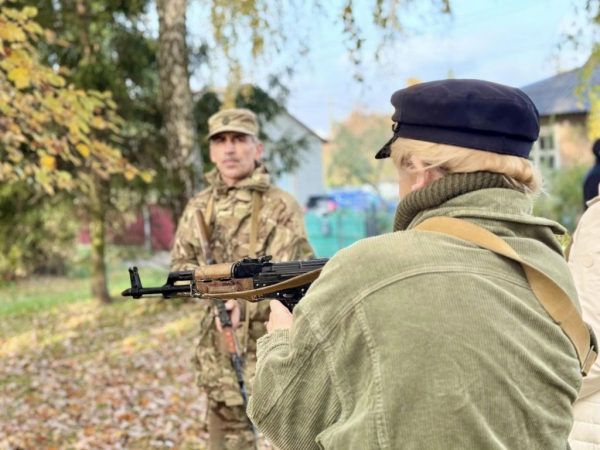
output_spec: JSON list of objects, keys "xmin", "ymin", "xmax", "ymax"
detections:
[
  {"xmin": 393, "ymin": 171, "xmax": 566, "ymax": 236},
  {"xmin": 205, "ymin": 162, "xmax": 271, "ymax": 196},
  {"xmin": 408, "ymin": 187, "xmax": 566, "ymax": 236}
]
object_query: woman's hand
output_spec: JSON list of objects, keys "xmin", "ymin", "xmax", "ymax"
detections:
[
  {"xmin": 214, "ymin": 299, "xmax": 241, "ymax": 331},
  {"xmin": 266, "ymin": 300, "xmax": 294, "ymax": 333}
]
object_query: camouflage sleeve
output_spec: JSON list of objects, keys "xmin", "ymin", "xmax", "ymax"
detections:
[
  {"xmin": 170, "ymin": 203, "xmax": 207, "ymax": 271},
  {"xmin": 265, "ymin": 198, "xmax": 315, "ymax": 263}
]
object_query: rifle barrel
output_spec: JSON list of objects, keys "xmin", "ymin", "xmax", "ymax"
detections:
[{"xmin": 121, "ymin": 284, "xmax": 191, "ymax": 298}]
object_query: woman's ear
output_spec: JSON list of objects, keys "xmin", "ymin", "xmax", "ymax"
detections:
[
  {"xmin": 411, "ymin": 157, "xmax": 442, "ymax": 191},
  {"xmin": 411, "ymin": 157, "xmax": 428, "ymax": 191}
]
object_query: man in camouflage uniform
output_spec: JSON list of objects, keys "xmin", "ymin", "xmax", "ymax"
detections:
[{"xmin": 171, "ymin": 108, "xmax": 315, "ymax": 450}]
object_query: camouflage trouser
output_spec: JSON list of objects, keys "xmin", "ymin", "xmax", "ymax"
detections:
[
  {"xmin": 207, "ymin": 400, "xmax": 257, "ymax": 450},
  {"xmin": 194, "ymin": 302, "xmax": 271, "ymax": 450}
]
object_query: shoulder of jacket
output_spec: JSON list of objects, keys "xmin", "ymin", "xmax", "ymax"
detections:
[
  {"xmin": 573, "ymin": 198, "xmax": 600, "ymax": 245},
  {"xmin": 320, "ymin": 227, "xmax": 487, "ymax": 296},
  {"xmin": 331, "ymin": 230, "xmax": 425, "ymax": 270},
  {"xmin": 262, "ymin": 186, "xmax": 303, "ymax": 210},
  {"xmin": 185, "ymin": 187, "xmax": 213, "ymax": 209},
  {"xmin": 298, "ymin": 231, "xmax": 426, "ymax": 333}
]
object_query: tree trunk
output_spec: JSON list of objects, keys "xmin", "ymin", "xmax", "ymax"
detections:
[
  {"xmin": 89, "ymin": 176, "xmax": 111, "ymax": 304},
  {"xmin": 74, "ymin": 0, "xmax": 110, "ymax": 304},
  {"xmin": 156, "ymin": 0, "xmax": 202, "ymax": 219}
]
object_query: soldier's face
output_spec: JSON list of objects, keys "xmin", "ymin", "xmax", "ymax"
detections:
[{"xmin": 209, "ymin": 132, "xmax": 263, "ymax": 186}]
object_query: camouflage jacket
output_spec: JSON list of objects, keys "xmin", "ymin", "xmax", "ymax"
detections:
[{"xmin": 171, "ymin": 163, "xmax": 314, "ymax": 271}]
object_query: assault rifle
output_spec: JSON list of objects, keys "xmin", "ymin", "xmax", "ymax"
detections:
[{"xmin": 122, "ymin": 255, "xmax": 329, "ymax": 312}]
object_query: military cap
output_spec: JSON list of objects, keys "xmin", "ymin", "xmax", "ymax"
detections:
[
  {"xmin": 375, "ymin": 79, "xmax": 540, "ymax": 159},
  {"xmin": 207, "ymin": 108, "xmax": 259, "ymax": 140}
]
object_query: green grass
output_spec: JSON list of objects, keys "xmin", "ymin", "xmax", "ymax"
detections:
[{"xmin": 0, "ymin": 262, "xmax": 168, "ymax": 319}]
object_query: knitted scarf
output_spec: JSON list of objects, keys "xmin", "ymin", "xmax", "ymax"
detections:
[{"xmin": 394, "ymin": 172, "xmax": 515, "ymax": 232}]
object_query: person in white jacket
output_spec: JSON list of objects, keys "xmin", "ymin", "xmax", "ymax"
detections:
[{"xmin": 569, "ymin": 192, "xmax": 600, "ymax": 450}]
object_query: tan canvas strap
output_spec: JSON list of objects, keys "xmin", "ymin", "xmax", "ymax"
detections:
[
  {"xmin": 414, "ymin": 217, "xmax": 597, "ymax": 376},
  {"xmin": 206, "ymin": 268, "xmax": 323, "ymax": 301},
  {"xmin": 249, "ymin": 191, "xmax": 261, "ymax": 258},
  {"xmin": 204, "ymin": 189, "xmax": 259, "ymax": 256},
  {"xmin": 205, "ymin": 193, "xmax": 215, "ymax": 237}
]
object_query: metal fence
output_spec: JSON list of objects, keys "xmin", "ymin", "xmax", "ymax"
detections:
[{"xmin": 305, "ymin": 207, "xmax": 395, "ymax": 258}]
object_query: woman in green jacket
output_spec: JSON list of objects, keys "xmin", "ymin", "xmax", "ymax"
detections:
[{"xmin": 247, "ymin": 79, "xmax": 596, "ymax": 450}]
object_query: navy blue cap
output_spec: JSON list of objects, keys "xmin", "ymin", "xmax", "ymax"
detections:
[{"xmin": 375, "ymin": 79, "xmax": 540, "ymax": 159}]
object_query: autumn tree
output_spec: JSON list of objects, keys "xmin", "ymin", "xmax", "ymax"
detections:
[
  {"xmin": 0, "ymin": 3, "xmax": 150, "ymax": 300},
  {"xmin": 10, "ymin": 0, "xmax": 166, "ymax": 302},
  {"xmin": 326, "ymin": 111, "xmax": 397, "ymax": 192}
]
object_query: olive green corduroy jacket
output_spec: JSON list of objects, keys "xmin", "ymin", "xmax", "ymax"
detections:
[{"xmin": 247, "ymin": 188, "xmax": 584, "ymax": 450}]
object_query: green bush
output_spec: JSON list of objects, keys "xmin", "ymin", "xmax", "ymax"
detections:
[
  {"xmin": 533, "ymin": 165, "xmax": 588, "ymax": 233},
  {"xmin": 0, "ymin": 183, "xmax": 79, "ymax": 282}
]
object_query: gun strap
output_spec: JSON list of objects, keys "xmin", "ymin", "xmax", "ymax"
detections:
[
  {"xmin": 206, "ymin": 268, "xmax": 323, "ymax": 301},
  {"xmin": 414, "ymin": 216, "xmax": 596, "ymax": 376},
  {"xmin": 249, "ymin": 191, "xmax": 261, "ymax": 258},
  {"xmin": 205, "ymin": 193, "xmax": 215, "ymax": 237}
]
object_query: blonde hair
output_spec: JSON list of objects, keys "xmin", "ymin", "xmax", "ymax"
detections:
[{"xmin": 391, "ymin": 138, "xmax": 542, "ymax": 195}]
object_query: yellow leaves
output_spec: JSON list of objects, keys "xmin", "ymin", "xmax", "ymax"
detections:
[
  {"xmin": 91, "ymin": 116, "xmax": 106, "ymax": 130},
  {"xmin": 91, "ymin": 140, "xmax": 120, "ymax": 158},
  {"xmin": 0, "ymin": 162, "xmax": 14, "ymax": 180},
  {"xmin": 46, "ymin": 71, "xmax": 66, "ymax": 88},
  {"xmin": 80, "ymin": 95, "xmax": 105, "ymax": 113},
  {"xmin": 25, "ymin": 20, "xmax": 42, "ymax": 33},
  {"xmin": 23, "ymin": 20, "xmax": 43, "ymax": 40},
  {"xmin": 122, "ymin": 168, "xmax": 154, "ymax": 184},
  {"xmin": 8, "ymin": 66, "xmax": 30, "ymax": 88},
  {"xmin": 123, "ymin": 169, "xmax": 136, "ymax": 181},
  {"xmin": 140, "ymin": 171, "xmax": 153, "ymax": 184},
  {"xmin": 2, "ymin": 7, "xmax": 27, "ymax": 22},
  {"xmin": 0, "ymin": 21, "xmax": 26, "ymax": 42},
  {"xmin": 40, "ymin": 155, "xmax": 56, "ymax": 170},
  {"xmin": 67, "ymin": 122, "xmax": 83, "ymax": 142},
  {"xmin": 22, "ymin": 6, "xmax": 37, "ymax": 18},
  {"xmin": 3, "ymin": 48, "xmax": 33, "ymax": 70},
  {"xmin": 76, "ymin": 143, "xmax": 90, "ymax": 158},
  {"xmin": 0, "ymin": 5, "xmax": 145, "ymax": 195}
]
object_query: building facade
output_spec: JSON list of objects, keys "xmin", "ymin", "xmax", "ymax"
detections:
[
  {"xmin": 263, "ymin": 110, "xmax": 326, "ymax": 207},
  {"xmin": 521, "ymin": 67, "xmax": 600, "ymax": 169}
]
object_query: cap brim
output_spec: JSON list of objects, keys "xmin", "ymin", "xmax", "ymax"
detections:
[
  {"xmin": 206, "ymin": 126, "xmax": 257, "ymax": 140},
  {"xmin": 374, "ymin": 135, "xmax": 396, "ymax": 159}
]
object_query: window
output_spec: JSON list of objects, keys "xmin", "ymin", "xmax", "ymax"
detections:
[{"xmin": 531, "ymin": 125, "xmax": 560, "ymax": 170}]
